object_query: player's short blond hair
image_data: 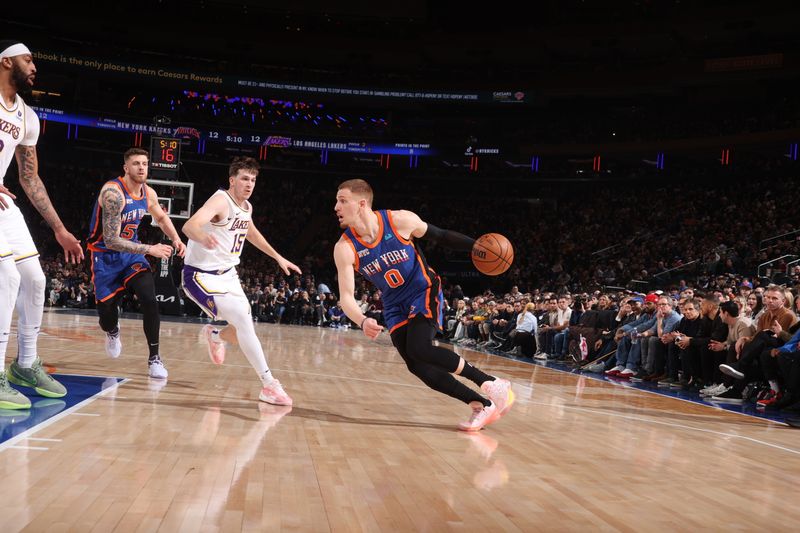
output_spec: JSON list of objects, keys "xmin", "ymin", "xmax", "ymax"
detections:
[{"xmin": 338, "ymin": 179, "xmax": 373, "ymax": 206}]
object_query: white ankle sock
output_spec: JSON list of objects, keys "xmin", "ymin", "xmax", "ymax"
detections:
[{"xmin": 259, "ymin": 370, "xmax": 274, "ymax": 387}]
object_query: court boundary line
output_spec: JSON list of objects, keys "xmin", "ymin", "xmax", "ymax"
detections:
[
  {"xmin": 522, "ymin": 399, "xmax": 800, "ymax": 456},
  {"xmin": 0, "ymin": 377, "xmax": 129, "ymax": 453}
]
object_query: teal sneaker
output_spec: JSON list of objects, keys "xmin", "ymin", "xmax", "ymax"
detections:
[
  {"xmin": 8, "ymin": 358, "xmax": 67, "ymax": 398},
  {"xmin": 0, "ymin": 371, "xmax": 31, "ymax": 409}
]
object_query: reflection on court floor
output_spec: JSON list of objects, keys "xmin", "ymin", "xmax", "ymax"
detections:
[{"xmin": 0, "ymin": 374, "xmax": 123, "ymax": 445}]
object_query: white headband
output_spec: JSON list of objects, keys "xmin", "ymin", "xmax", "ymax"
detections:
[{"xmin": 0, "ymin": 43, "xmax": 31, "ymax": 59}]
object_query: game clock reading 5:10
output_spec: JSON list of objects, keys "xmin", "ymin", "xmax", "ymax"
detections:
[{"xmin": 150, "ymin": 137, "xmax": 181, "ymax": 171}]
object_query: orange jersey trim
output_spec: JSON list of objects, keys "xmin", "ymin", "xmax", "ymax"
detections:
[
  {"xmin": 342, "ymin": 234, "xmax": 360, "ymax": 271},
  {"xmin": 119, "ymin": 177, "xmax": 145, "ymax": 200},
  {"xmin": 415, "ymin": 252, "xmax": 434, "ymax": 318},
  {"xmin": 389, "ymin": 319, "xmax": 409, "ymax": 333},
  {"xmin": 98, "ymin": 286, "xmax": 125, "ymax": 302},
  {"xmin": 350, "ymin": 210, "xmax": 384, "ymax": 249},
  {"xmin": 386, "ymin": 210, "xmax": 412, "ymax": 245}
]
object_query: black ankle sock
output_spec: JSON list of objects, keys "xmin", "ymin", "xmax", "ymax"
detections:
[
  {"xmin": 108, "ymin": 327, "xmax": 119, "ymax": 336},
  {"xmin": 459, "ymin": 362, "xmax": 494, "ymax": 387},
  {"xmin": 148, "ymin": 353, "xmax": 160, "ymax": 363}
]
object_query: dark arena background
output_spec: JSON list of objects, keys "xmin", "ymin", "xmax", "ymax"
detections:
[{"xmin": 2, "ymin": 1, "xmax": 800, "ymax": 531}]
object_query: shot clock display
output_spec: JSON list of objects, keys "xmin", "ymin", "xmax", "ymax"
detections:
[{"xmin": 149, "ymin": 137, "xmax": 181, "ymax": 175}]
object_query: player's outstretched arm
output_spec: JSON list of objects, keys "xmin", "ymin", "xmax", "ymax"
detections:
[
  {"xmin": 391, "ymin": 209, "xmax": 475, "ymax": 251},
  {"xmin": 146, "ymin": 185, "xmax": 185, "ymax": 257},
  {"xmin": 100, "ymin": 185, "xmax": 169, "ymax": 259},
  {"xmin": 246, "ymin": 224, "xmax": 302, "ymax": 276},
  {"xmin": 15, "ymin": 145, "xmax": 84, "ymax": 263},
  {"xmin": 334, "ymin": 239, "xmax": 383, "ymax": 339}
]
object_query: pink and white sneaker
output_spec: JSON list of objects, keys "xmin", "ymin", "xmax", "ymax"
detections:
[
  {"xmin": 202, "ymin": 325, "xmax": 226, "ymax": 365},
  {"xmin": 480, "ymin": 378, "xmax": 515, "ymax": 422},
  {"xmin": 259, "ymin": 379, "xmax": 293, "ymax": 406},
  {"xmin": 458, "ymin": 402, "xmax": 497, "ymax": 432}
]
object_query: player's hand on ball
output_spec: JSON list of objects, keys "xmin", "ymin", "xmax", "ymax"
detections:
[
  {"xmin": 55, "ymin": 228, "xmax": 84, "ymax": 263},
  {"xmin": 361, "ymin": 318, "xmax": 383, "ymax": 339},
  {"xmin": 0, "ymin": 184, "xmax": 17, "ymax": 210},
  {"xmin": 148, "ymin": 243, "xmax": 174, "ymax": 259}
]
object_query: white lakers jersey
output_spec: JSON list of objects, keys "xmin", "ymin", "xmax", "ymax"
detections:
[
  {"xmin": 0, "ymin": 94, "xmax": 39, "ymax": 186},
  {"xmin": 185, "ymin": 190, "xmax": 252, "ymax": 271}
]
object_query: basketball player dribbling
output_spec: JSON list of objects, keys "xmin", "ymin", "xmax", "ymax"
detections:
[
  {"xmin": 333, "ymin": 179, "xmax": 514, "ymax": 431},
  {"xmin": 0, "ymin": 40, "xmax": 84, "ymax": 409},
  {"xmin": 87, "ymin": 147, "xmax": 185, "ymax": 379},
  {"xmin": 181, "ymin": 156, "xmax": 300, "ymax": 405}
]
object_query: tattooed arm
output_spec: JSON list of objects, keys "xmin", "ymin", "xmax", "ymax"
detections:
[
  {"xmin": 100, "ymin": 185, "xmax": 172, "ymax": 259},
  {"xmin": 15, "ymin": 144, "xmax": 84, "ymax": 262}
]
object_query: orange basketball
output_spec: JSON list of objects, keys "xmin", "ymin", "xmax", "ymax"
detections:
[{"xmin": 471, "ymin": 233, "xmax": 514, "ymax": 275}]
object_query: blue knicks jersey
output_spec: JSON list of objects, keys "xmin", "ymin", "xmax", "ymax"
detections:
[
  {"xmin": 343, "ymin": 210, "xmax": 443, "ymax": 332},
  {"xmin": 87, "ymin": 178, "xmax": 149, "ymax": 252}
]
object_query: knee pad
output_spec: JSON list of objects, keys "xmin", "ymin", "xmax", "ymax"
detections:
[
  {"xmin": 96, "ymin": 300, "xmax": 120, "ymax": 331},
  {"xmin": 0, "ymin": 261, "xmax": 21, "ymax": 297},
  {"xmin": 15, "ymin": 260, "xmax": 45, "ymax": 321}
]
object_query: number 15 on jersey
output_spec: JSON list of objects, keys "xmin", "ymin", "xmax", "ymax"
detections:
[{"xmin": 231, "ymin": 233, "xmax": 246, "ymax": 254}]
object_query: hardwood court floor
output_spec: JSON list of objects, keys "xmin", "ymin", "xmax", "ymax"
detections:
[{"xmin": 2, "ymin": 310, "xmax": 799, "ymax": 532}]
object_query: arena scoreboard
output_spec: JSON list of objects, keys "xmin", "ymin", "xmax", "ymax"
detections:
[{"xmin": 149, "ymin": 137, "xmax": 181, "ymax": 177}]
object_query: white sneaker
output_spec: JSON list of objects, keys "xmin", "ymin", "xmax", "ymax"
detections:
[
  {"xmin": 480, "ymin": 378, "xmax": 515, "ymax": 420},
  {"xmin": 259, "ymin": 379, "xmax": 292, "ymax": 406},
  {"xmin": 618, "ymin": 368, "xmax": 636, "ymax": 377},
  {"xmin": 148, "ymin": 357, "xmax": 168, "ymax": 379},
  {"xmin": 458, "ymin": 402, "xmax": 498, "ymax": 432},
  {"xmin": 533, "ymin": 352, "xmax": 547, "ymax": 360},
  {"xmin": 202, "ymin": 324, "xmax": 226, "ymax": 364},
  {"xmin": 710, "ymin": 383, "xmax": 728, "ymax": 397},
  {"xmin": 105, "ymin": 329, "xmax": 122, "ymax": 358}
]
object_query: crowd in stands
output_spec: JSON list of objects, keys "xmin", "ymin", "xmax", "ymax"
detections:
[{"xmin": 441, "ymin": 281, "xmax": 800, "ymax": 413}]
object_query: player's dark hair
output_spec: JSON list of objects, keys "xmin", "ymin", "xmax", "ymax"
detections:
[
  {"xmin": 123, "ymin": 147, "xmax": 148, "ymax": 161},
  {"xmin": 229, "ymin": 156, "xmax": 260, "ymax": 177}
]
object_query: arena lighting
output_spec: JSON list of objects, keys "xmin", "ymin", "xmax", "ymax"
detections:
[
  {"xmin": 788, "ymin": 143, "xmax": 798, "ymax": 161},
  {"xmin": 503, "ymin": 160, "xmax": 533, "ymax": 168},
  {"xmin": 721, "ymin": 148, "xmax": 731, "ymax": 165},
  {"xmin": 31, "ymin": 106, "xmax": 436, "ymax": 156}
]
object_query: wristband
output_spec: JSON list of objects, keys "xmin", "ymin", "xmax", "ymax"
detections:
[{"xmin": 360, "ymin": 317, "xmax": 368, "ymax": 329}]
